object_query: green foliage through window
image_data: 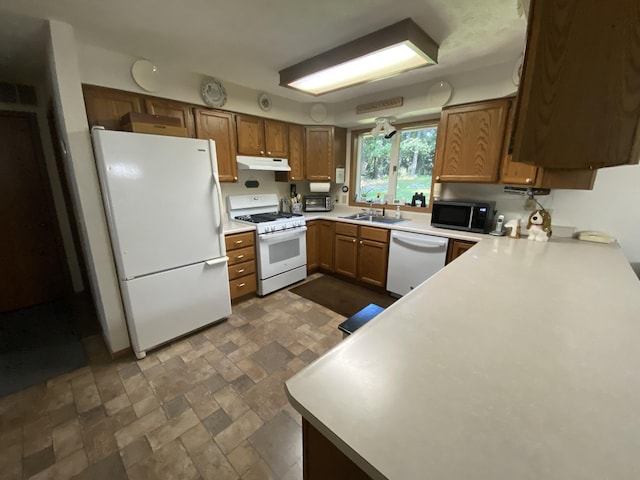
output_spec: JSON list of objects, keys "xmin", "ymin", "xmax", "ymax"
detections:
[{"xmin": 356, "ymin": 125, "xmax": 437, "ymax": 206}]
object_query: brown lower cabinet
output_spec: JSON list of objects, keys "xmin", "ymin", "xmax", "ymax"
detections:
[
  {"xmin": 334, "ymin": 223, "xmax": 389, "ymax": 288},
  {"xmin": 225, "ymin": 232, "xmax": 257, "ymax": 300},
  {"xmin": 302, "ymin": 419, "xmax": 372, "ymax": 480},
  {"xmin": 306, "ymin": 220, "xmax": 335, "ymax": 274},
  {"xmin": 318, "ymin": 220, "xmax": 334, "ymax": 272},
  {"xmin": 446, "ymin": 239, "xmax": 476, "ymax": 265},
  {"xmin": 306, "ymin": 221, "xmax": 319, "ymax": 273}
]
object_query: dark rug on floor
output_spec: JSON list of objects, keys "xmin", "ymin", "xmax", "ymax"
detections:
[
  {"xmin": 0, "ymin": 299, "xmax": 88, "ymax": 397},
  {"xmin": 290, "ymin": 275, "xmax": 397, "ymax": 318}
]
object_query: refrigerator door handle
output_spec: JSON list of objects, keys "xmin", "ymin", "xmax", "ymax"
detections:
[
  {"xmin": 205, "ymin": 256, "xmax": 229, "ymax": 267},
  {"xmin": 209, "ymin": 139, "xmax": 226, "ymax": 255}
]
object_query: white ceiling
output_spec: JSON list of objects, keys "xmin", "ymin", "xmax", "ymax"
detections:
[{"xmin": 0, "ymin": 0, "xmax": 526, "ymax": 104}]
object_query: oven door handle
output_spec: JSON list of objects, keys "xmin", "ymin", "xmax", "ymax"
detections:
[{"xmin": 259, "ymin": 227, "xmax": 307, "ymax": 243}]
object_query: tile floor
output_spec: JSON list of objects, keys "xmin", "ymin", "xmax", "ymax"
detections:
[{"xmin": 0, "ymin": 275, "xmax": 346, "ymax": 480}]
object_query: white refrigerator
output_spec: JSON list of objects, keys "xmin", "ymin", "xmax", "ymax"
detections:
[{"xmin": 92, "ymin": 128, "xmax": 231, "ymax": 359}]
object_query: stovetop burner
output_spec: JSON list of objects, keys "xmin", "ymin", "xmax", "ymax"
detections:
[{"xmin": 234, "ymin": 211, "xmax": 303, "ymax": 224}]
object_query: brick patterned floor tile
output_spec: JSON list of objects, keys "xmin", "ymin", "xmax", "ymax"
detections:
[
  {"xmin": 214, "ymin": 410, "xmax": 264, "ymax": 454},
  {"xmin": 125, "ymin": 439, "xmax": 199, "ymax": 480},
  {"xmin": 5, "ymin": 277, "xmax": 347, "ymax": 480},
  {"xmin": 52, "ymin": 418, "xmax": 83, "ymax": 460}
]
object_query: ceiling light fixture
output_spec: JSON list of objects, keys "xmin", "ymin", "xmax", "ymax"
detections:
[
  {"xmin": 279, "ymin": 18, "xmax": 439, "ymax": 96},
  {"xmin": 371, "ymin": 116, "xmax": 398, "ymax": 139}
]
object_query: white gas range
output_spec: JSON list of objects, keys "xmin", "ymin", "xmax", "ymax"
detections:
[{"xmin": 227, "ymin": 194, "xmax": 307, "ymax": 296}]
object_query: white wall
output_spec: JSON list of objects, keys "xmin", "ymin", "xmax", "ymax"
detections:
[
  {"xmin": 332, "ymin": 59, "xmax": 520, "ymax": 128},
  {"xmin": 77, "ymin": 43, "xmax": 327, "ymax": 126},
  {"xmin": 441, "ymin": 164, "xmax": 640, "ymax": 275},
  {"xmin": 47, "ymin": 20, "xmax": 130, "ymax": 353}
]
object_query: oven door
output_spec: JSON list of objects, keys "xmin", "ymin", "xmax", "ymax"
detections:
[{"xmin": 256, "ymin": 227, "xmax": 307, "ymax": 280}]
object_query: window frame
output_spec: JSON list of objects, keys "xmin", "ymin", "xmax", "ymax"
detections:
[{"xmin": 348, "ymin": 118, "xmax": 440, "ymax": 213}]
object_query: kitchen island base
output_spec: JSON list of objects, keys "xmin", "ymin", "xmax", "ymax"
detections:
[{"xmin": 302, "ymin": 419, "xmax": 372, "ymax": 480}]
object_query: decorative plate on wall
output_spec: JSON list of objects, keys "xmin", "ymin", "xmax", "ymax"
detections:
[
  {"xmin": 258, "ymin": 93, "xmax": 272, "ymax": 111},
  {"xmin": 200, "ymin": 77, "xmax": 227, "ymax": 108},
  {"xmin": 426, "ymin": 80, "xmax": 452, "ymax": 107},
  {"xmin": 131, "ymin": 59, "xmax": 160, "ymax": 92},
  {"xmin": 310, "ymin": 103, "xmax": 327, "ymax": 123}
]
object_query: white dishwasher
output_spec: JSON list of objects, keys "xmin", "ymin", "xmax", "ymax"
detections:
[{"xmin": 386, "ymin": 231, "xmax": 448, "ymax": 297}]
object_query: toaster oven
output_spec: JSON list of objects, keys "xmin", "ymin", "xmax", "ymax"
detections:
[{"xmin": 303, "ymin": 195, "xmax": 332, "ymax": 212}]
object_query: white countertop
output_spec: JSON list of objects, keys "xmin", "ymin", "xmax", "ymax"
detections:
[
  {"xmin": 286, "ymin": 237, "xmax": 640, "ymax": 480},
  {"xmin": 222, "ymin": 206, "xmax": 489, "ymax": 242}
]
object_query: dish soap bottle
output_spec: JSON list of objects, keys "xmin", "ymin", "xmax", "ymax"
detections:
[{"xmin": 395, "ymin": 205, "xmax": 401, "ymax": 219}]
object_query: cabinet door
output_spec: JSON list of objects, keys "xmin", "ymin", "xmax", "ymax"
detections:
[
  {"xmin": 318, "ymin": 220, "xmax": 334, "ymax": 272},
  {"xmin": 446, "ymin": 239, "xmax": 475, "ymax": 265},
  {"xmin": 236, "ymin": 114, "xmax": 265, "ymax": 156},
  {"xmin": 334, "ymin": 234, "xmax": 358, "ymax": 279},
  {"xmin": 435, "ymin": 99, "xmax": 510, "ymax": 183},
  {"xmin": 144, "ymin": 98, "xmax": 196, "ymax": 138},
  {"xmin": 82, "ymin": 85, "xmax": 144, "ymax": 130},
  {"xmin": 288, "ymin": 124, "xmax": 304, "ymax": 180},
  {"xmin": 306, "ymin": 221, "xmax": 319, "ymax": 274},
  {"xmin": 512, "ymin": 0, "xmax": 640, "ymax": 169},
  {"xmin": 194, "ymin": 109, "xmax": 238, "ymax": 183},
  {"xmin": 500, "ymin": 100, "xmax": 539, "ymax": 186},
  {"xmin": 264, "ymin": 119, "xmax": 289, "ymax": 157},
  {"xmin": 275, "ymin": 123, "xmax": 304, "ymax": 183},
  {"xmin": 305, "ymin": 127, "xmax": 333, "ymax": 181},
  {"xmin": 358, "ymin": 239, "xmax": 388, "ymax": 288}
]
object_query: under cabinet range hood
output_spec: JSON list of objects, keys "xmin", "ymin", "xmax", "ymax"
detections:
[{"xmin": 236, "ymin": 155, "xmax": 291, "ymax": 172}]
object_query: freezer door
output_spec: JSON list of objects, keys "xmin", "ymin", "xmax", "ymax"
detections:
[
  {"xmin": 120, "ymin": 258, "xmax": 231, "ymax": 356},
  {"xmin": 92, "ymin": 129, "xmax": 224, "ymax": 279}
]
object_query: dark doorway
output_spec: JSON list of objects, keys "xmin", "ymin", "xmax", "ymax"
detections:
[{"xmin": 0, "ymin": 110, "xmax": 72, "ymax": 311}]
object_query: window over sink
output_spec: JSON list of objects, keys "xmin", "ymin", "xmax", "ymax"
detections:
[{"xmin": 350, "ymin": 121, "xmax": 438, "ymax": 211}]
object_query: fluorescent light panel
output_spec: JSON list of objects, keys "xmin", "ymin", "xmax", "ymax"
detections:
[{"xmin": 280, "ymin": 18, "xmax": 439, "ymax": 96}]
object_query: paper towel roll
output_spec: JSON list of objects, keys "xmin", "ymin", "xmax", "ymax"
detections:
[{"xmin": 309, "ymin": 182, "xmax": 331, "ymax": 193}]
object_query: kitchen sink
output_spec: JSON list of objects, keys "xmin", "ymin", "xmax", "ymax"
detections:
[{"xmin": 339, "ymin": 213, "xmax": 406, "ymax": 224}]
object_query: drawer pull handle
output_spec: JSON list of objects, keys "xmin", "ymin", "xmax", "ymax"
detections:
[
  {"xmin": 238, "ymin": 282, "xmax": 246, "ymax": 287},
  {"xmin": 235, "ymin": 240, "xmax": 243, "ymax": 244},
  {"xmin": 237, "ymin": 269, "xmax": 245, "ymax": 274},
  {"xmin": 352, "ymin": 239, "xmax": 356, "ymax": 243},
  {"xmin": 236, "ymin": 254, "xmax": 245, "ymax": 259}
]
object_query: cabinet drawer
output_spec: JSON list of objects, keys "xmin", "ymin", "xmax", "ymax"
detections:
[
  {"xmin": 227, "ymin": 246, "xmax": 255, "ymax": 265},
  {"xmin": 334, "ymin": 222, "xmax": 358, "ymax": 237},
  {"xmin": 225, "ymin": 232, "xmax": 255, "ymax": 251},
  {"xmin": 360, "ymin": 226, "xmax": 388, "ymax": 243},
  {"xmin": 227, "ymin": 260, "xmax": 256, "ymax": 281},
  {"xmin": 229, "ymin": 273, "xmax": 257, "ymax": 299}
]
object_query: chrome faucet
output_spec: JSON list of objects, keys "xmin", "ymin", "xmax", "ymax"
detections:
[{"xmin": 367, "ymin": 200, "xmax": 374, "ymax": 216}]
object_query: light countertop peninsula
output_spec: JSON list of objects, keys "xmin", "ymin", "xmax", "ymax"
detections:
[{"xmin": 286, "ymin": 236, "xmax": 640, "ymax": 480}]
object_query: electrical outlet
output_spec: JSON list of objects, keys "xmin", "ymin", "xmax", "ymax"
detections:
[{"xmin": 341, "ymin": 194, "xmax": 347, "ymax": 204}]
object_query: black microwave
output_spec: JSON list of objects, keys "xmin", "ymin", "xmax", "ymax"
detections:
[{"xmin": 431, "ymin": 200, "xmax": 496, "ymax": 233}]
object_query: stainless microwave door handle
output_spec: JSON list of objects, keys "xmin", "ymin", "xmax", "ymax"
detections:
[
  {"xmin": 468, "ymin": 206, "xmax": 474, "ymax": 230},
  {"xmin": 259, "ymin": 227, "xmax": 307, "ymax": 243}
]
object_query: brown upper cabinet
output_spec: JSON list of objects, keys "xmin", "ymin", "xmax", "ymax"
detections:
[
  {"xmin": 194, "ymin": 108, "xmax": 238, "ymax": 183},
  {"xmin": 144, "ymin": 98, "xmax": 196, "ymax": 138},
  {"xmin": 235, "ymin": 114, "xmax": 288, "ymax": 158},
  {"xmin": 304, "ymin": 126, "xmax": 347, "ymax": 182},
  {"xmin": 500, "ymin": 99, "xmax": 596, "ymax": 189},
  {"xmin": 512, "ymin": 0, "xmax": 640, "ymax": 169},
  {"xmin": 275, "ymin": 123, "xmax": 304, "ymax": 183},
  {"xmin": 434, "ymin": 98, "xmax": 510, "ymax": 183},
  {"xmin": 83, "ymin": 85, "xmax": 144, "ymax": 130}
]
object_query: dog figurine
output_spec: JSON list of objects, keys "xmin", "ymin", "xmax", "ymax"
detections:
[{"xmin": 526, "ymin": 209, "xmax": 552, "ymax": 242}]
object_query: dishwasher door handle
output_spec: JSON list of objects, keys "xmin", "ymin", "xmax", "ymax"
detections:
[{"xmin": 392, "ymin": 232, "xmax": 447, "ymax": 249}]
